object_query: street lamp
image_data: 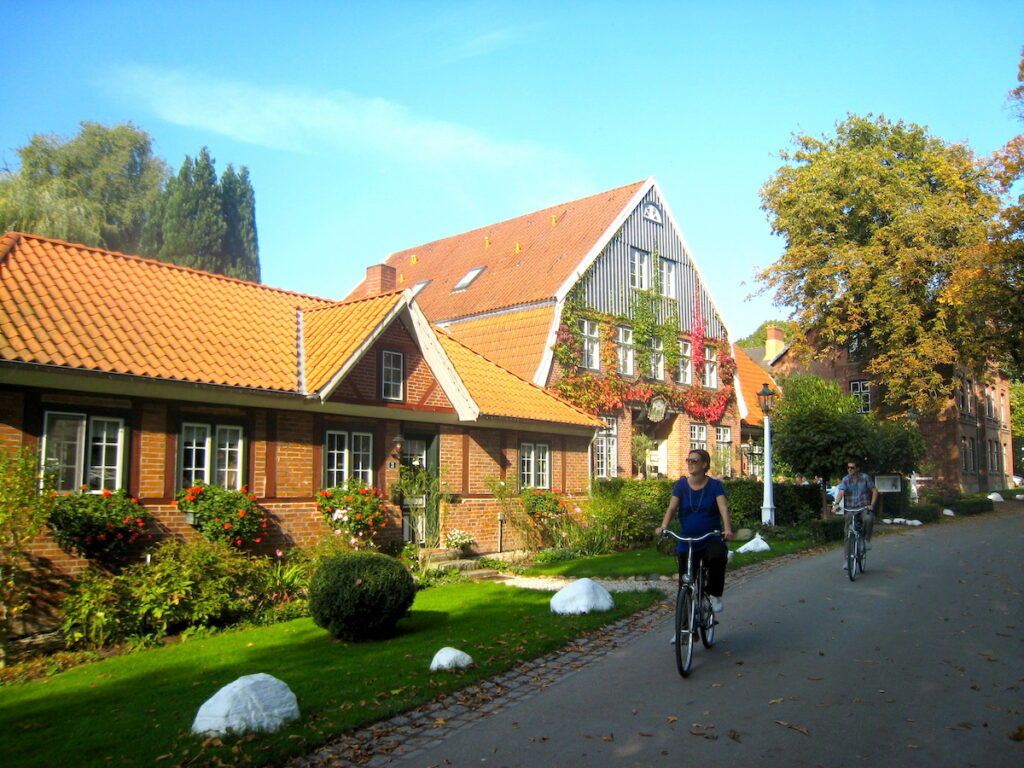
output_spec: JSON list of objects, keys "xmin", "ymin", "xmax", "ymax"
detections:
[{"xmin": 757, "ymin": 383, "xmax": 777, "ymax": 525}]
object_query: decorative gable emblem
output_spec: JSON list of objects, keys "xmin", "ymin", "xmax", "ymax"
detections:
[{"xmin": 642, "ymin": 203, "xmax": 663, "ymax": 224}]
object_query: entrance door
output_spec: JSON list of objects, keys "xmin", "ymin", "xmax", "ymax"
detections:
[{"xmin": 399, "ymin": 433, "xmax": 438, "ymax": 544}]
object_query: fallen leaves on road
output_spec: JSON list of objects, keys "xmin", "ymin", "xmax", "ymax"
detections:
[
  {"xmin": 1009, "ymin": 724, "xmax": 1024, "ymax": 741},
  {"xmin": 666, "ymin": 716, "xmax": 679, "ymax": 723},
  {"xmin": 768, "ymin": 698, "xmax": 784, "ymax": 705},
  {"xmin": 775, "ymin": 720, "xmax": 810, "ymax": 736}
]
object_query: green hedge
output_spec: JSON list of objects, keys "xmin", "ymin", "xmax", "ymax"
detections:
[
  {"xmin": 591, "ymin": 477, "xmax": 824, "ymax": 533},
  {"xmin": 907, "ymin": 503, "xmax": 942, "ymax": 523},
  {"xmin": 950, "ymin": 495, "xmax": 995, "ymax": 517},
  {"xmin": 809, "ymin": 517, "xmax": 845, "ymax": 543}
]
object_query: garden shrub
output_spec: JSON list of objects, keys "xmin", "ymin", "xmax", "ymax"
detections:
[
  {"xmin": 316, "ymin": 478, "xmax": 390, "ymax": 550},
  {"xmin": 908, "ymin": 503, "xmax": 942, "ymax": 523},
  {"xmin": 309, "ymin": 552, "xmax": 415, "ymax": 641},
  {"xmin": 951, "ymin": 495, "xmax": 994, "ymax": 517},
  {"xmin": 721, "ymin": 478, "xmax": 761, "ymax": 528},
  {"xmin": 175, "ymin": 483, "xmax": 268, "ymax": 547},
  {"xmin": 61, "ymin": 539, "xmax": 266, "ymax": 648},
  {"xmin": 48, "ymin": 488, "xmax": 153, "ymax": 567},
  {"xmin": 588, "ymin": 479, "xmax": 669, "ymax": 547},
  {"xmin": 809, "ymin": 517, "xmax": 845, "ymax": 543}
]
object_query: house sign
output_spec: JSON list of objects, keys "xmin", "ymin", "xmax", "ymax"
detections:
[{"xmin": 648, "ymin": 396, "xmax": 668, "ymax": 422}]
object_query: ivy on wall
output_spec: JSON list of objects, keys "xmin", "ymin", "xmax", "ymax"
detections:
[{"xmin": 553, "ymin": 278, "xmax": 737, "ymax": 422}]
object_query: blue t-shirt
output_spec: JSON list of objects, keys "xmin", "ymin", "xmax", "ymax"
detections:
[
  {"xmin": 837, "ymin": 472, "xmax": 875, "ymax": 509},
  {"xmin": 671, "ymin": 477, "xmax": 725, "ymax": 552}
]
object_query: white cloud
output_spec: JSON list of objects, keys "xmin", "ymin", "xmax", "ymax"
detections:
[{"xmin": 105, "ymin": 66, "xmax": 587, "ymax": 189}]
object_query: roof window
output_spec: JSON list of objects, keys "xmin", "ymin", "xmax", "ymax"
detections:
[
  {"xmin": 411, "ymin": 280, "xmax": 431, "ymax": 296},
  {"xmin": 452, "ymin": 266, "xmax": 485, "ymax": 292}
]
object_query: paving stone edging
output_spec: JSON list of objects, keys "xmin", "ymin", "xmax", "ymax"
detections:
[{"xmin": 288, "ymin": 551, "xmax": 812, "ymax": 767}]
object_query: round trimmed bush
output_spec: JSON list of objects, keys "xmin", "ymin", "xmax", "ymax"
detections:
[{"xmin": 309, "ymin": 552, "xmax": 415, "ymax": 640}]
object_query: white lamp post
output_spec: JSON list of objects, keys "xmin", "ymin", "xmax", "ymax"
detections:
[{"xmin": 757, "ymin": 383, "xmax": 777, "ymax": 526}]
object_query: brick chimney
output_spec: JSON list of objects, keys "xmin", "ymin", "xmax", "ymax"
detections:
[
  {"xmin": 764, "ymin": 324, "xmax": 785, "ymax": 362},
  {"xmin": 363, "ymin": 264, "xmax": 397, "ymax": 296}
]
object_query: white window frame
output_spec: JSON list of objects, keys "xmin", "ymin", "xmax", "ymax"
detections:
[
  {"xmin": 594, "ymin": 417, "xmax": 618, "ymax": 479},
  {"xmin": 659, "ymin": 258, "xmax": 676, "ymax": 298},
  {"xmin": 181, "ymin": 422, "xmax": 245, "ymax": 490},
  {"xmin": 650, "ymin": 337, "xmax": 665, "ymax": 381},
  {"xmin": 629, "ymin": 248, "xmax": 650, "ymax": 291},
  {"xmin": 41, "ymin": 411, "xmax": 127, "ymax": 492},
  {"xmin": 678, "ymin": 340, "xmax": 693, "ymax": 385},
  {"xmin": 715, "ymin": 426, "xmax": 733, "ymax": 478},
  {"xmin": 382, "ymin": 350, "xmax": 404, "ymax": 402},
  {"xmin": 850, "ymin": 380, "xmax": 871, "ymax": 414},
  {"xmin": 325, "ymin": 429, "xmax": 374, "ymax": 486},
  {"xmin": 616, "ymin": 326, "xmax": 633, "ymax": 376},
  {"xmin": 579, "ymin": 319, "xmax": 600, "ymax": 371},
  {"xmin": 702, "ymin": 347, "xmax": 719, "ymax": 389},
  {"xmin": 690, "ymin": 423, "xmax": 708, "ymax": 452},
  {"xmin": 520, "ymin": 442, "xmax": 551, "ymax": 489}
]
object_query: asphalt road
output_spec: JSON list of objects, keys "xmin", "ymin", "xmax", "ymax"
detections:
[{"xmin": 391, "ymin": 509, "xmax": 1024, "ymax": 768}]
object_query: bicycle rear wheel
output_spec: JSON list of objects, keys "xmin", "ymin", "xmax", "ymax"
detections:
[
  {"xmin": 857, "ymin": 534, "xmax": 867, "ymax": 574},
  {"xmin": 675, "ymin": 587, "xmax": 695, "ymax": 677},
  {"xmin": 846, "ymin": 531, "xmax": 859, "ymax": 581},
  {"xmin": 699, "ymin": 592, "xmax": 716, "ymax": 648}
]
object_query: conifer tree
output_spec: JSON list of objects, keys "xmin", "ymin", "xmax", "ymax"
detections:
[
  {"xmin": 220, "ymin": 165, "xmax": 260, "ymax": 282},
  {"xmin": 154, "ymin": 148, "xmax": 227, "ymax": 273}
]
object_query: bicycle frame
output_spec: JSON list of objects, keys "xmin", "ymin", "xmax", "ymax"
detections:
[{"xmin": 662, "ymin": 530, "xmax": 721, "ymax": 676}]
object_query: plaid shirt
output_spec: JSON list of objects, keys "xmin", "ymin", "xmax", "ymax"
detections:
[{"xmin": 838, "ymin": 472, "xmax": 875, "ymax": 508}]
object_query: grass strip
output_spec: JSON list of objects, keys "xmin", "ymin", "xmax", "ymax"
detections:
[
  {"xmin": 0, "ymin": 582, "xmax": 660, "ymax": 768},
  {"xmin": 522, "ymin": 538, "xmax": 816, "ymax": 577}
]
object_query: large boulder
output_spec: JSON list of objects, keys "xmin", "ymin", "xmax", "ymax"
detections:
[
  {"xmin": 430, "ymin": 647, "xmax": 474, "ymax": 671},
  {"xmin": 550, "ymin": 578, "xmax": 614, "ymax": 615},
  {"xmin": 736, "ymin": 533, "xmax": 770, "ymax": 553},
  {"xmin": 192, "ymin": 673, "xmax": 299, "ymax": 736}
]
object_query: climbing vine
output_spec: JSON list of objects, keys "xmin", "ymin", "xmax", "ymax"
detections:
[{"xmin": 552, "ymin": 278, "xmax": 737, "ymax": 422}]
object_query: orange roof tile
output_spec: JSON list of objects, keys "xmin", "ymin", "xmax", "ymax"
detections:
[
  {"xmin": 0, "ymin": 233, "xmax": 333, "ymax": 391},
  {"xmin": 441, "ymin": 304, "xmax": 556, "ymax": 382},
  {"xmin": 733, "ymin": 344, "xmax": 778, "ymax": 427},
  {"xmin": 349, "ymin": 181, "xmax": 646, "ymax": 320},
  {"xmin": 302, "ymin": 292, "xmax": 406, "ymax": 394},
  {"xmin": 435, "ymin": 328, "xmax": 601, "ymax": 428}
]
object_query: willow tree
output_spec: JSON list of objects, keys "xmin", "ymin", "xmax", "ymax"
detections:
[{"xmin": 759, "ymin": 114, "xmax": 1003, "ymax": 416}]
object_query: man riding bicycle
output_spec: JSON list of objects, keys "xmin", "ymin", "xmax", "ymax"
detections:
[{"xmin": 832, "ymin": 459, "xmax": 879, "ymax": 552}]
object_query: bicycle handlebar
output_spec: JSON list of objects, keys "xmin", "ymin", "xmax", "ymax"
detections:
[
  {"xmin": 661, "ymin": 530, "xmax": 722, "ymax": 543},
  {"xmin": 840, "ymin": 505, "xmax": 871, "ymax": 513}
]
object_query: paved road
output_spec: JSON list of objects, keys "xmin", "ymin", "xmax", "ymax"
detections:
[{"xmin": 300, "ymin": 510, "xmax": 1024, "ymax": 768}]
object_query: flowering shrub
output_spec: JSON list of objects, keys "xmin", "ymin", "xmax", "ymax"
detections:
[
  {"xmin": 175, "ymin": 483, "xmax": 267, "ymax": 547},
  {"xmin": 48, "ymin": 488, "xmax": 153, "ymax": 565},
  {"xmin": 317, "ymin": 477, "xmax": 389, "ymax": 550},
  {"xmin": 521, "ymin": 488, "xmax": 568, "ymax": 525},
  {"xmin": 444, "ymin": 528, "xmax": 475, "ymax": 550}
]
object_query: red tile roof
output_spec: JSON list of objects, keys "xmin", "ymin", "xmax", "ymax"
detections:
[
  {"xmin": 0, "ymin": 232, "xmax": 333, "ymax": 391},
  {"xmin": 441, "ymin": 304, "xmax": 557, "ymax": 382},
  {"xmin": 733, "ymin": 344, "xmax": 778, "ymax": 427},
  {"xmin": 349, "ymin": 180, "xmax": 646, "ymax": 320}
]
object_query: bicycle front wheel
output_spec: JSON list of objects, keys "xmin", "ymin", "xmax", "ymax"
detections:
[
  {"xmin": 857, "ymin": 534, "xmax": 867, "ymax": 574},
  {"xmin": 675, "ymin": 588, "xmax": 695, "ymax": 677},
  {"xmin": 699, "ymin": 593, "xmax": 716, "ymax": 648},
  {"xmin": 846, "ymin": 531, "xmax": 859, "ymax": 581}
]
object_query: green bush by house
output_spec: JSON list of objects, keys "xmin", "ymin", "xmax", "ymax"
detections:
[{"xmin": 309, "ymin": 551, "xmax": 415, "ymax": 641}]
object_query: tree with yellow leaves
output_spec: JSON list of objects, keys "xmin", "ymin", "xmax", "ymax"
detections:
[{"xmin": 758, "ymin": 113, "xmax": 1005, "ymax": 416}]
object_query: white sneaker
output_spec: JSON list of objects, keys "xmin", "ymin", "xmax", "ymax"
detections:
[{"xmin": 709, "ymin": 595, "xmax": 723, "ymax": 613}]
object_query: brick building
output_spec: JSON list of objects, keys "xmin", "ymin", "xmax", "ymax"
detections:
[{"xmin": 0, "ymin": 232, "xmax": 603, "ymax": 580}]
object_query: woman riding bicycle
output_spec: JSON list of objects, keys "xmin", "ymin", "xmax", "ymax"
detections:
[{"xmin": 656, "ymin": 449, "xmax": 734, "ymax": 612}]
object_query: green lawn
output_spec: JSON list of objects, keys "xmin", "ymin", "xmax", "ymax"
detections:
[
  {"xmin": 0, "ymin": 582, "xmax": 661, "ymax": 768},
  {"xmin": 523, "ymin": 538, "xmax": 816, "ymax": 578}
]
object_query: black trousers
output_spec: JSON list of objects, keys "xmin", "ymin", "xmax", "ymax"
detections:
[{"xmin": 677, "ymin": 539, "xmax": 728, "ymax": 597}]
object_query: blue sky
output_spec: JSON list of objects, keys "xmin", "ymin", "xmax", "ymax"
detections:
[{"xmin": 2, "ymin": 0, "xmax": 1021, "ymax": 340}]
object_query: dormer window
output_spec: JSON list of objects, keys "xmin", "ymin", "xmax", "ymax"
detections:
[{"xmin": 452, "ymin": 266, "xmax": 485, "ymax": 292}]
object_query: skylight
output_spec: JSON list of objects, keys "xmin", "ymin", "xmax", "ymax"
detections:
[{"xmin": 452, "ymin": 266, "xmax": 485, "ymax": 292}]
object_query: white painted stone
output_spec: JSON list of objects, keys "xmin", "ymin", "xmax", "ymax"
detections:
[
  {"xmin": 882, "ymin": 518, "xmax": 894, "ymax": 525},
  {"xmin": 943, "ymin": 509, "xmax": 955, "ymax": 517},
  {"xmin": 906, "ymin": 519, "xmax": 923, "ymax": 526},
  {"xmin": 1016, "ymin": 495, "xmax": 1024, "ymax": 501},
  {"xmin": 736, "ymin": 533, "xmax": 770, "ymax": 553},
  {"xmin": 893, "ymin": 518, "xmax": 907, "ymax": 525},
  {"xmin": 430, "ymin": 647, "xmax": 474, "ymax": 671},
  {"xmin": 550, "ymin": 578, "xmax": 614, "ymax": 615},
  {"xmin": 988, "ymin": 493, "xmax": 1004, "ymax": 502},
  {"xmin": 192, "ymin": 673, "xmax": 299, "ymax": 736}
]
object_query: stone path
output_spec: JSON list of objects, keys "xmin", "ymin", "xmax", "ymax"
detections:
[{"xmin": 287, "ymin": 550, "xmax": 818, "ymax": 768}]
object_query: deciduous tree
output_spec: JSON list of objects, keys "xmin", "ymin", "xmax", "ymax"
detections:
[
  {"xmin": 0, "ymin": 122, "xmax": 168, "ymax": 253},
  {"xmin": 759, "ymin": 114, "xmax": 1003, "ymax": 416}
]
